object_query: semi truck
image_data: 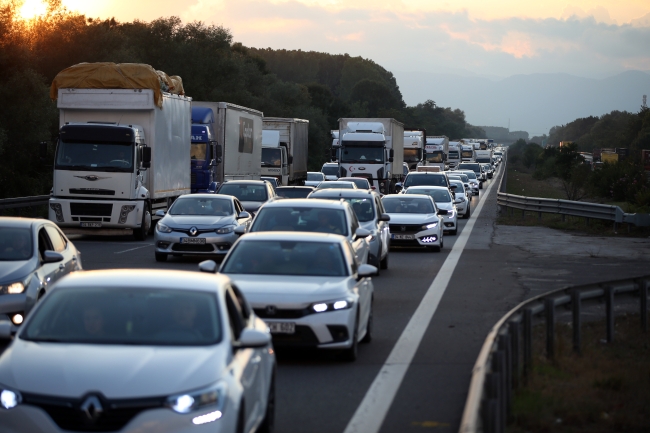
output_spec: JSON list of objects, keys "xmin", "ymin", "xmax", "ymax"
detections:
[
  {"xmin": 461, "ymin": 143, "xmax": 476, "ymax": 162},
  {"xmin": 337, "ymin": 118, "xmax": 404, "ymax": 194},
  {"xmin": 331, "ymin": 130, "xmax": 339, "ymax": 161},
  {"xmin": 261, "ymin": 117, "xmax": 309, "ymax": 185},
  {"xmin": 448, "ymin": 141, "xmax": 461, "ymax": 168},
  {"xmin": 423, "ymin": 136, "xmax": 449, "ymax": 171},
  {"xmin": 403, "ymin": 130, "xmax": 425, "ymax": 170},
  {"xmin": 49, "ymin": 65, "xmax": 191, "ymax": 240},
  {"xmin": 192, "ymin": 102, "xmax": 263, "ymax": 185},
  {"xmin": 475, "ymin": 149, "xmax": 493, "ymax": 164}
]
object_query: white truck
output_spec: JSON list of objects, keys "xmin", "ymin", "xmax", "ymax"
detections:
[
  {"xmin": 461, "ymin": 143, "xmax": 476, "ymax": 162},
  {"xmin": 403, "ymin": 130, "xmax": 425, "ymax": 171},
  {"xmin": 337, "ymin": 118, "xmax": 404, "ymax": 194},
  {"xmin": 192, "ymin": 101, "xmax": 263, "ymax": 184},
  {"xmin": 50, "ymin": 88, "xmax": 191, "ymax": 240},
  {"xmin": 331, "ymin": 130, "xmax": 339, "ymax": 161},
  {"xmin": 261, "ymin": 117, "xmax": 309, "ymax": 185},
  {"xmin": 475, "ymin": 149, "xmax": 493, "ymax": 164},
  {"xmin": 448, "ymin": 141, "xmax": 461, "ymax": 169},
  {"xmin": 422, "ymin": 136, "xmax": 449, "ymax": 171}
]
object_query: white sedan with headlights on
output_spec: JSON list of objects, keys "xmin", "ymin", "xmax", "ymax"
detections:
[
  {"xmin": 404, "ymin": 186, "xmax": 459, "ymax": 235},
  {"xmin": 212, "ymin": 232, "xmax": 376, "ymax": 362},
  {"xmin": 381, "ymin": 195, "xmax": 445, "ymax": 252},
  {"xmin": 0, "ymin": 269, "xmax": 275, "ymax": 433},
  {"xmin": 154, "ymin": 194, "xmax": 252, "ymax": 262}
]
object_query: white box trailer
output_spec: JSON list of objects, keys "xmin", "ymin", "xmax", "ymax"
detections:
[
  {"xmin": 50, "ymin": 88, "xmax": 191, "ymax": 239},
  {"xmin": 262, "ymin": 117, "xmax": 309, "ymax": 185},
  {"xmin": 192, "ymin": 101, "xmax": 263, "ymax": 183}
]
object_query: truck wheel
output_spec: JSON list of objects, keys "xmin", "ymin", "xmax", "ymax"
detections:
[{"xmin": 133, "ymin": 204, "xmax": 151, "ymax": 241}]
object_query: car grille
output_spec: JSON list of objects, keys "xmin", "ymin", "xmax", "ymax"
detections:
[
  {"xmin": 254, "ymin": 307, "xmax": 310, "ymax": 319},
  {"xmin": 271, "ymin": 325, "xmax": 320, "ymax": 346},
  {"xmin": 389, "ymin": 224, "xmax": 422, "ymax": 235},
  {"xmin": 70, "ymin": 203, "xmax": 113, "ymax": 216},
  {"xmin": 171, "ymin": 244, "xmax": 215, "ymax": 252},
  {"xmin": 21, "ymin": 392, "xmax": 165, "ymax": 432}
]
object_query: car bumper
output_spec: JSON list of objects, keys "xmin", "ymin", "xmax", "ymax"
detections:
[
  {"xmin": 0, "ymin": 404, "xmax": 237, "ymax": 433},
  {"xmin": 154, "ymin": 231, "xmax": 238, "ymax": 256},
  {"xmin": 0, "ymin": 293, "xmax": 27, "ymax": 316},
  {"xmin": 390, "ymin": 228, "xmax": 441, "ymax": 247},
  {"xmin": 454, "ymin": 201, "xmax": 467, "ymax": 214}
]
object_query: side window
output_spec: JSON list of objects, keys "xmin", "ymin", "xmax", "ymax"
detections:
[
  {"xmin": 234, "ymin": 199, "xmax": 243, "ymax": 214},
  {"xmin": 44, "ymin": 226, "xmax": 66, "ymax": 252},
  {"xmin": 224, "ymin": 287, "xmax": 245, "ymax": 341},
  {"xmin": 38, "ymin": 228, "xmax": 52, "ymax": 257},
  {"xmin": 375, "ymin": 197, "xmax": 385, "ymax": 215}
]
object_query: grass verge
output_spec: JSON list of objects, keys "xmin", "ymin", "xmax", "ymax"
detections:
[{"xmin": 508, "ymin": 314, "xmax": 650, "ymax": 433}]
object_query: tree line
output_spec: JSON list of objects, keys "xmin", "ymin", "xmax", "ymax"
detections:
[{"xmin": 0, "ymin": 0, "xmax": 485, "ymax": 198}]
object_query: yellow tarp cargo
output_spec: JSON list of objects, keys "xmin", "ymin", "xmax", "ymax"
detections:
[{"xmin": 50, "ymin": 63, "xmax": 184, "ymax": 108}]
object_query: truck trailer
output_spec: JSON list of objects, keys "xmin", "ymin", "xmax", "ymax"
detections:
[
  {"xmin": 262, "ymin": 117, "xmax": 309, "ymax": 186},
  {"xmin": 403, "ymin": 130, "xmax": 425, "ymax": 171},
  {"xmin": 423, "ymin": 136, "xmax": 449, "ymax": 171}
]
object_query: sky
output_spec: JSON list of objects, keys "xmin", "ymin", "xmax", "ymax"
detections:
[{"xmin": 20, "ymin": 0, "xmax": 650, "ymax": 131}]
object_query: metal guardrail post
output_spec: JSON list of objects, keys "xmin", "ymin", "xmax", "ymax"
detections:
[
  {"xmin": 484, "ymin": 375, "xmax": 500, "ymax": 433},
  {"xmin": 493, "ymin": 351, "xmax": 506, "ymax": 433},
  {"xmin": 605, "ymin": 286, "xmax": 615, "ymax": 342},
  {"xmin": 640, "ymin": 279, "xmax": 648, "ymax": 332},
  {"xmin": 572, "ymin": 290, "xmax": 581, "ymax": 355},
  {"xmin": 545, "ymin": 299, "xmax": 555, "ymax": 359},
  {"xmin": 499, "ymin": 333, "xmax": 512, "ymax": 420}
]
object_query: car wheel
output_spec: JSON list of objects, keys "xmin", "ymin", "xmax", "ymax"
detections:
[
  {"xmin": 155, "ymin": 253, "xmax": 167, "ymax": 262},
  {"xmin": 258, "ymin": 373, "xmax": 275, "ymax": 433},
  {"xmin": 380, "ymin": 251, "xmax": 389, "ymax": 270},
  {"xmin": 340, "ymin": 314, "xmax": 359, "ymax": 362},
  {"xmin": 479, "ymin": 183, "xmax": 483, "ymax": 189},
  {"xmin": 361, "ymin": 299, "xmax": 373, "ymax": 344},
  {"xmin": 464, "ymin": 209, "xmax": 471, "ymax": 219}
]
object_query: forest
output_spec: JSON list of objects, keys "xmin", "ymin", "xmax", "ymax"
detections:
[{"xmin": 0, "ymin": 0, "xmax": 484, "ymax": 198}]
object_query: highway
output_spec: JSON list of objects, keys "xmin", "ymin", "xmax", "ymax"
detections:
[{"xmin": 19, "ymin": 165, "xmax": 650, "ymax": 433}]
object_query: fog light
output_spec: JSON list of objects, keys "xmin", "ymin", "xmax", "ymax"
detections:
[
  {"xmin": 420, "ymin": 236, "xmax": 437, "ymax": 243},
  {"xmin": 0, "ymin": 389, "xmax": 21, "ymax": 409},
  {"xmin": 119, "ymin": 205, "xmax": 136, "ymax": 224},
  {"xmin": 49, "ymin": 203, "xmax": 64, "ymax": 222},
  {"xmin": 11, "ymin": 314, "xmax": 23, "ymax": 325}
]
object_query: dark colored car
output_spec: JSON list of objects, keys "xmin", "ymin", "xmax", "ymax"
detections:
[{"xmin": 215, "ymin": 180, "xmax": 277, "ymax": 215}]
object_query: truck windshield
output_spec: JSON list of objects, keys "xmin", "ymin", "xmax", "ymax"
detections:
[
  {"xmin": 262, "ymin": 148, "xmax": 282, "ymax": 168},
  {"xmin": 191, "ymin": 142, "xmax": 207, "ymax": 160},
  {"xmin": 448, "ymin": 151, "xmax": 459, "ymax": 158},
  {"xmin": 340, "ymin": 146, "xmax": 384, "ymax": 163},
  {"xmin": 426, "ymin": 151, "xmax": 444, "ymax": 163},
  {"xmin": 461, "ymin": 150, "xmax": 473, "ymax": 159},
  {"xmin": 403, "ymin": 148, "xmax": 420, "ymax": 163},
  {"xmin": 56, "ymin": 141, "xmax": 134, "ymax": 172}
]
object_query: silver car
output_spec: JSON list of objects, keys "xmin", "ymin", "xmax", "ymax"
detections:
[
  {"xmin": 447, "ymin": 180, "xmax": 471, "ymax": 219},
  {"xmin": 314, "ymin": 181, "xmax": 357, "ymax": 190},
  {"xmin": 305, "ymin": 172, "xmax": 325, "ymax": 187},
  {"xmin": 0, "ymin": 269, "xmax": 275, "ymax": 433},
  {"xmin": 212, "ymin": 232, "xmax": 376, "ymax": 362},
  {"xmin": 215, "ymin": 180, "xmax": 276, "ymax": 215},
  {"xmin": 154, "ymin": 195, "xmax": 252, "ymax": 262},
  {"xmin": 381, "ymin": 195, "xmax": 445, "ymax": 252},
  {"xmin": 307, "ymin": 189, "xmax": 390, "ymax": 271},
  {"xmin": 404, "ymin": 186, "xmax": 459, "ymax": 235},
  {"xmin": 0, "ymin": 218, "xmax": 82, "ymax": 326}
]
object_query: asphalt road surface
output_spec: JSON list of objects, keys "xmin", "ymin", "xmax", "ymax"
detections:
[{"xmin": 6, "ymin": 164, "xmax": 649, "ymax": 433}]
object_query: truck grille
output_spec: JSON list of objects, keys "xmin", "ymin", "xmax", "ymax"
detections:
[
  {"xmin": 69, "ymin": 189, "xmax": 115, "ymax": 196},
  {"xmin": 70, "ymin": 203, "xmax": 113, "ymax": 216}
]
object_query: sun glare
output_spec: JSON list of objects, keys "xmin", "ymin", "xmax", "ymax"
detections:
[{"xmin": 19, "ymin": 0, "xmax": 48, "ymax": 20}]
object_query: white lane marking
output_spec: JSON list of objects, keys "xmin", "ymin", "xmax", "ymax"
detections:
[
  {"xmin": 114, "ymin": 244, "xmax": 153, "ymax": 254},
  {"xmin": 343, "ymin": 172, "xmax": 500, "ymax": 433}
]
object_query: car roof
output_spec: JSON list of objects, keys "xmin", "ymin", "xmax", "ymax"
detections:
[
  {"xmin": 259, "ymin": 198, "xmax": 351, "ymax": 210},
  {"xmin": 52, "ymin": 269, "xmax": 231, "ymax": 293},
  {"xmin": 405, "ymin": 172, "xmax": 445, "ymax": 176},
  {"xmin": 221, "ymin": 180, "xmax": 268, "ymax": 185},
  {"xmin": 276, "ymin": 186, "xmax": 314, "ymax": 190},
  {"xmin": 236, "ymin": 231, "xmax": 347, "ymax": 243},
  {"xmin": 180, "ymin": 194, "xmax": 232, "ymax": 200},
  {"xmin": 405, "ymin": 185, "xmax": 448, "ymax": 191},
  {"xmin": 0, "ymin": 217, "xmax": 48, "ymax": 229},
  {"xmin": 322, "ymin": 162, "xmax": 338, "ymax": 166},
  {"xmin": 383, "ymin": 194, "xmax": 432, "ymax": 201},
  {"xmin": 310, "ymin": 189, "xmax": 376, "ymax": 198}
]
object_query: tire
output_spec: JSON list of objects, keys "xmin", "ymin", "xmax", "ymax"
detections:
[
  {"xmin": 450, "ymin": 228, "xmax": 457, "ymax": 236},
  {"xmin": 133, "ymin": 203, "xmax": 151, "ymax": 241},
  {"xmin": 340, "ymin": 314, "xmax": 359, "ymax": 362},
  {"xmin": 380, "ymin": 251, "xmax": 389, "ymax": 270},
  {"xmin": 361, "ymin": 299, "xmax": 373, "ymax": 344},
  {"xmin": 258, "ymin": 374, "xmax": 276, "ymax": 433},
  {"xmin": 464, "ymin": 208, "xmax": 471, "ymax": 219},
  {"xmin": 155, "ymin": 252, "xmax": 167, "ymax": 262}
]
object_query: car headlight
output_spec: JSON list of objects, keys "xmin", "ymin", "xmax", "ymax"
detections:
[
  {"xmin": 422, "ymin": 222, "xmax": 438, "ymax": 230},
  {"xmin": 0, "ymin": 276, "xmax": 29, "ymax": 295},
  {"xmin": 167, "ymin": 381, "xmax": 227, "ymax": 415},
  {"xmin": 215, "ymin": 225, "xmax": 236, "ymax": 234},
  {"xmin": 0, "ymin": 387, "xmax": 22, "ymax": 410},
  {"xmin": 157, "ymin": 222, "xmax": 173, "ymax": 233},
  {"xmin": 311, "ymin": 297, "xmax": 354, "ymax": 313},
  {"xmin": 446, "ymin": 210, "xmax": 456, "ymax": 218}
]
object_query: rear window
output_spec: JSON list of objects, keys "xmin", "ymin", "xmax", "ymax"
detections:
[
  {"xmin": 405, "ymin": 188, "xmax": 452, "ymax": 203},
  {"xmin": 218, "ymin": 184, "xmax": 268, "ymax": 202},
  {"xmin": 314, "ymin": 197, "xmax": 375, "ymax": 222},
  {"xmin": 276, "ymin": 188, "xmax": 313, "ymax": 199},
  {"xmin": 307, "ymin": 173, "xmax": 324, "ymax": 181},
  {"xmin": 382, "ymin": 196, "xmax": 435, "ymax": 214},
  {"xmin": 403, "ymin": 174, "xmax": 447, "ymax": 188},
  {"xmin": 321, "ymin": 166, "xmax": 339, "ymax": 175},
  {"xmin": 250, "ymin": 207, "xmax": 348, "ymax": 236}
]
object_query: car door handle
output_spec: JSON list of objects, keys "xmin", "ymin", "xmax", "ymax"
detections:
[{"xmin": 58, "ymin": 264, "xmax": 65, "ymax": 270}]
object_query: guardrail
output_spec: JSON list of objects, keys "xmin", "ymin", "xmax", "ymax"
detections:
[
  {"xmin": 459, "ymin": 275, "xmax": 650, "ymax": 433},
  {"xmin": 0, "ymin": 195, "xmax": 50, "ymax": 210}
]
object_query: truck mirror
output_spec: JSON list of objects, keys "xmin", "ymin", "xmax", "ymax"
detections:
[
  {"xmin": 142, "ymin": 146, "xmax": 152, "ymax": 168},
  {"xmin": 214, "ymin": 144, "xmax": 222, "ymax": 158},
  {"xmin": 389, "ymin": 157, "xmax": 394, "ymax": 162},
  {"xmin": 389, "ymin": 149, "xmax": 394, "ymax": 157},
  {"xmin": 288, "ymin": 155, "xmax": 293, "ymax": 164}
]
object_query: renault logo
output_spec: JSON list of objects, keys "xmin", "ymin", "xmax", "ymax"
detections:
[
  {"xmin": 80, "ymin": 395, "xmax": 103, "ymax": 421},
  {"xmin": 189, "ymin": 227, "xmax": 198, "ymax": 236},
  {"xmin": 265, "ymin": 305, "xmax": 277, "ymax": 316}
]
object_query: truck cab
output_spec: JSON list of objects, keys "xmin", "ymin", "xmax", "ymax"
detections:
[
  {"xmin": 261, "ymin": 130, "xmax": 289, "ymax": 185},
  {"xmin": 191, "ymin": 107, "xmax": 221, "ymax": 193},
  {"xmin": 403, "ymin": 130, "xmax": 424, "ymax": 171}
]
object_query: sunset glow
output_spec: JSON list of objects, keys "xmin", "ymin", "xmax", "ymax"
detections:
[{"xmin": 19, "ymin": 0, "xmax": 47, "ymax": 20}]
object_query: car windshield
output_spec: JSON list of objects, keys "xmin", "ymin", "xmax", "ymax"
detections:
[
  {"xmin": 0, "ymin": 227, "xmax": 33, "ymax": 261},
  {"xmin": 458, "ymin": 163, "xmax": 481, "ymax": 173},
  {"xmin": 403, "ymin": 174, "xmax": 447, "ymax": 188},
  {"xmin": 275, "ymin": 188, "xmax": 313, "ymax": 199},
  {"xmin": 250, "ymin": 207, "xmax": 348, "ymax": 236},
  {"xmin": 315, "ymin": 197, "xmax": 375, "ymax": 222},
  {"xmin": 307, "ymin": 173, "xmax": 324, "ymax": 181},
  {"xmin": 170, "ymin": 197, "xmax": 233, "ymax": 216},
  {"xmin": 21, "ymin": 288, "xmax": 222, "ymax": 346},
  {"xmin": 321, "ymin": 166, "xmax": 338, "ymax": 175},
  {"xmin": 56, "ymin": 141, "xmax": 134, "ymax": 172},
  {"xmin": 221, "ymin": 240, "xmax": 348, "ymax": 277},
  {"xmin": 383, "ymin": 196, "xmax": 435, "ymax": 214},
  {"xmin": 219, "ymin": 184, "xmax": 268, "ymax": 202},
  {"xmin": 317, "ymin": 182, "xmax": 355, "ymax": 190},
  {"xmin": 406, "ymin": 188, "xmax": 452, "ymax": 203}
]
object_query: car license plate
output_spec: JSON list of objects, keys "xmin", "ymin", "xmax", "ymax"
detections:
[
  {"xmin": 181, "ymin": 237, "xmax": 206, "ymax": 244},
  {"xmin": 267, "ymin": 322, "xmax": 295, "ymax": 334},
  {"xmin": 80, "ymin": 222, "xmax": 101, "ymax": 228},
  {"xmin": 392, "ymin": 234, "xmax": 414, "ymax": 240}
]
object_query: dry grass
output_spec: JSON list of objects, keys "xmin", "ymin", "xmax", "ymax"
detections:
[
  {"xmin": 508, "ymin": 314, "xmax": 650, "ymax": 433},
  {"xmin": 506, "ymin": 166, "xmax": 566, "ymax": 200}
]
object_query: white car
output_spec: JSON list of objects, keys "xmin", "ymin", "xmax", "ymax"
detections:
[
  {"xmin": 305, "ymin": 172, "xmax": 325, "ymax": 187},
  {"xmin": 447, "ymin": 180, "xmax": 471, "ymax": 219},
  {"xmin": 0, "ymin": 269, "xmax": 275, "ymax": 433},
  {"xmin": 214, "ymin": 232, "xmax": 376, "ymax": 362},
  {"xmin": 403, "ymin": 186, "xmax": 459, "ymax": 235},
  {"xmin": 321, "ymin": 163, "xmax": 339, "ymax": 181},
  {"xmin": 381, "ymin": 194, "xmax": 445, "ymax": 251}
]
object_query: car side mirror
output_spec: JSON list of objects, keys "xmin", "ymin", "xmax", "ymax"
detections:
[
  {"xmin": 437, "ymin": 209, "xmax": 449, "ymax": 216},
  {"xmin": 237, "ymin": 211, "xmax": 251, "ymax": 219},
  {"xmin": 357, "ymin": 264, "xmax": 378, "ymax": 279},
  {"xmin": 142, "ymin": 146, "xmax": 152, "ymax": 168},
  {"xmin": 239, "ymin": 328, "xmax": 271, "ymax": 348},
  {"xmin": 234, "ymin": 225, "xmax": 247, "ymax": 235},
  {"xmin": 355, "ymin": 228, "xmax": 371, "ymax": 239},
  {"xmin": 0, "ymin": 320, "xmax": 16, "ymax": 340},
  {"xmin": 379, "ymin": 213, "xmax": 390, "ymax": 222},
  {"xmin": 388, "ymin": 157, "xmax": 394, "ymax": 162},
  {"xmin": 198, "ymin": 260, "xmax": 218, "ymax": 274},
  {"xmin": 42, "ymin": 251, "xmax": 64, "ymax": 264},
  {"xmin": 155, "ymin": 210, "xmax": 166, "ymax": 217}
]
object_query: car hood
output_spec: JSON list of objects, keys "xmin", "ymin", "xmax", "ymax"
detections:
[
  {"xmin": 386, "ymin": 214, "xmax": 436, "ymax": 224},
  {"xmin": 225, "ymin": 274, "xmax": 349, "ymax": 307},
  {"xmin": 0, "ymin": 259, "xmax": 36, "ymax": 285},
  {"xmin": 0, "ymin": 340, "xmax": 226, "ymax": 398},
  {"xmin": 163, "ymin": 214, "xmax": 233, "ymax": 228}
]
